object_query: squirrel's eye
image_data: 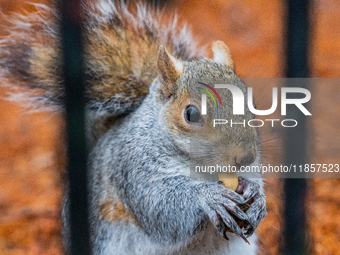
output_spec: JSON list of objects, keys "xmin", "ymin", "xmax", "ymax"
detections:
[{"xmin": 185, "ymin": 105, "xmax": 201, "ymax": 123}]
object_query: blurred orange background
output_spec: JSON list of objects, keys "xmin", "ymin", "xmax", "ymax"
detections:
[{"xmin": 0, "ymin": 0, "xmax": 340, "ymax": 254}]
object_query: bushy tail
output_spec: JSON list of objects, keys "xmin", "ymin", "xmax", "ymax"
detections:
[{"xmin": 0, "ymin": 0, "xmax": 204, "ymax": 116}]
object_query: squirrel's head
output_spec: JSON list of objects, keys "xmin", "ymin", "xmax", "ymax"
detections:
[{"xmin": 155, "ymin": 41, "xmax": 258, "ymax": 169}]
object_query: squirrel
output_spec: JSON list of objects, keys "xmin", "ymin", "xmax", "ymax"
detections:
[{"xmin": 0, "ymin": 1, "xmax": 267, "ymax": 254}]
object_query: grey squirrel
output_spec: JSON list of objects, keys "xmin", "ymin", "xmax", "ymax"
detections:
[{"xmin": 0, "ymin": 1, "xmax": 267, "ymax": 254}]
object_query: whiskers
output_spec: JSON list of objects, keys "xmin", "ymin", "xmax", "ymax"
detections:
[{"xmin": 257, "ymin": 136, "xmax": 283, "ymax": 163}]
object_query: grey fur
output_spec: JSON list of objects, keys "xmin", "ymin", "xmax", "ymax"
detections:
[
  {"xmin": 70, "ymin": 76, "xmax": 267, "ymax": 254},
  {"xmin": 0, "ymin": 1, "xmax": 267, "ymax": 254}
]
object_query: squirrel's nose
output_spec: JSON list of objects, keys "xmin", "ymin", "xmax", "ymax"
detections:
[{"xmin": 230, "ymin": 147, "xmax": 257, "ymax": 169}]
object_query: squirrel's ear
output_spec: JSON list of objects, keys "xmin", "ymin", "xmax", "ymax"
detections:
[
  {"xmin": 157, "ymin": 45, "xmax": 183, "ymax": 100},
  {"xmin": 212, "ymin": 41, "xmax": 234, "ymax": 70}
]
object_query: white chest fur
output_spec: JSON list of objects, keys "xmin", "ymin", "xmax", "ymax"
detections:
[{"xmin": 95, "ymin": 221, "xmax": 258, "ymax": 255}]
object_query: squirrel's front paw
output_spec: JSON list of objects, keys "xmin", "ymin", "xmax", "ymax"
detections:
[
  {"xmin": 237, "ymin": 177, "xmax": 267, "ymax": 236},
  {"xmin": 199, "ymin": 183, "xmax": 250, "ymax": 242}
]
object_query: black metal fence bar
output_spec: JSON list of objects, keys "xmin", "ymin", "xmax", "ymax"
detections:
[
  {"xmin": 60, "ymin": 0, "xmax": 90, "ymax": 254},
  {"xmin": 284, "ymin": 0, "xmax": 309, "ymax": 254}
]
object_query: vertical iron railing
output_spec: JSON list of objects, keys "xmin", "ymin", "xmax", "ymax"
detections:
[
  {"xmin": 284, "ymin": 0, "xmax": 310, "ymax": 254},
  {"xmin": 60, "ymin": 0, "xmax": 90, "ymax": 254}
]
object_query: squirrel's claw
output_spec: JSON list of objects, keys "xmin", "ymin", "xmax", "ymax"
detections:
[
  {"xmin": 237, "ymin": 177, "xmax": 260, "ymax": 201},
  {"xmin": 246, "ymin": 193, "xmax": 267, "ymax": 235},
  {"xmin": 218, "ymin": 181, "xmax": 246, "ymax": 204},
  {"xmin": 207, "ymin": 205, "xmax": 248, "ymax": 243},
  {"xmin": 220, "ymin": 200, "xmax": 249, "ymax": 222},
  {"xmin": 213, "ymin": 215, "xmax": 229, "ymax": 240},
  {"xmin": 200, "ymin": 183, "xmax": 250, "ymax": 243},
  {"xmin": 237, "ymin": 178, "xmax": 267, "ymax": 236}
]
